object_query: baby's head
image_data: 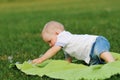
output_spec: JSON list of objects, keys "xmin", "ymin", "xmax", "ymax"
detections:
[{"xmin": 41, "ymin": 21, "xmax": 64, "ymax": 47}]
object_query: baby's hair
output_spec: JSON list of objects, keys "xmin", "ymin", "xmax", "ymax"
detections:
[
  {"xmin": 42, "ymin": 21, "xmax": 64, "ymax": 33},
  {"xmin": 41, "ymin": 21, "xmax": 65, "ymax": 42}
]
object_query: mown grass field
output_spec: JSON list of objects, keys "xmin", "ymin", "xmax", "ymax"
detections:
[{"xmin": 0, "ymin": 0, "xmax": 120, "ymax": 80}]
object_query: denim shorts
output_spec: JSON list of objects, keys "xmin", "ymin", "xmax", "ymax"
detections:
[{"xmin": 89, "ymin": 36, "xmax": 110, "ymax": 65}]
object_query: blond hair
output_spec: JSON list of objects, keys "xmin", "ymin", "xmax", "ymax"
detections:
[{"xmin": 42, "ymin": 21, "xmax": 64, "ymax": 35}]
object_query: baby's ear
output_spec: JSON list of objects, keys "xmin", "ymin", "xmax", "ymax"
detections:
[
  {"xmin": 56, "ymin": 30, "xmax": 62, "ymax": 35},
  {"xmin": 55, "ymin": 31, "xmax": 60, "ymax": 35}
]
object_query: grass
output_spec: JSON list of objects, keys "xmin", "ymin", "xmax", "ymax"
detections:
[{"xmin": 0, "ymin": 0, "xmax": 120, "ymax": 80}]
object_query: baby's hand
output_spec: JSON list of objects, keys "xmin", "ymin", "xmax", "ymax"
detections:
[{"xmin": 32, "ymin": 58, "xmax": 42, "ymax": 64}]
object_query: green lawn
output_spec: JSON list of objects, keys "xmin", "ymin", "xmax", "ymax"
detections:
[{"xmin": 0, "ymin": 0, "xmax": 120, "ymax": 80}]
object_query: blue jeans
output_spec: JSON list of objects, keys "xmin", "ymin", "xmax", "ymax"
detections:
[{"xmin": 89, "ymin": 36, "xmax": 110, "ymax": 65}]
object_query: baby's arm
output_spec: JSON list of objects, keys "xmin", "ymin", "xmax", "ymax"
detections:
[
  {"xmin": 32, "ymin": 46, "xmax": 62, "ymax": 64},
  {"xmin": 64, "ymin": 52, "xmax": 72, "ymax": 63},
  {"xmin": 65, "ymin": 57, "xmax": 72, "ymax": 63}
]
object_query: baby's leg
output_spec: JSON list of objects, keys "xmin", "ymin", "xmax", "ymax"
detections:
[{"xmin": 100, "ymin": 51, "xmax": 115, "ymax": 63}]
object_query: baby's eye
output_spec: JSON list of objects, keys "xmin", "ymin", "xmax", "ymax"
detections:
[{"xmin": 48, "ymin": 40, "xmax": 51, "ymax": 43}]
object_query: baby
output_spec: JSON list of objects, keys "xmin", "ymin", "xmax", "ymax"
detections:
[{"xmin": 32, "ymin": 21, "xmax": 115, "ymax": 65}]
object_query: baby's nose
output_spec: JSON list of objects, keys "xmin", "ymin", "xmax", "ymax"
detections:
[{"xmin": 49, "ymin": 43, "xmax": 52, "ymax": 47}]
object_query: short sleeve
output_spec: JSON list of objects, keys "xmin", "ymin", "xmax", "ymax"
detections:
[{"xmin": 55, "ymin": 31, "xmax": 72, "ymax": 47}]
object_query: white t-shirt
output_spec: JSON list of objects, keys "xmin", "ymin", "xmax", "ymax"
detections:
[{"xmin": 55, "ymin": 31, "xmax": 98, "ymax": 64}]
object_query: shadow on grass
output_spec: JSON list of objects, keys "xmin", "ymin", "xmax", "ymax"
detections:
[{"xmin": 106, "ymin": 74, "xmax": 120, "ymax": 80}]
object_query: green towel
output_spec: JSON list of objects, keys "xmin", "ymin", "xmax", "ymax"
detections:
[{"xmin": 16, "ymin": 52, "xmax": 120, "ymax": 80}]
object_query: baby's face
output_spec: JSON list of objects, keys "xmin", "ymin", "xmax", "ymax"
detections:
[
  {"xmin": 42, "ymin": 33, "xmax": 57, "ymax": 47},
  {"xmin": 48, "ymin": 35, "xmax": 57, "ymax": 47}
]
